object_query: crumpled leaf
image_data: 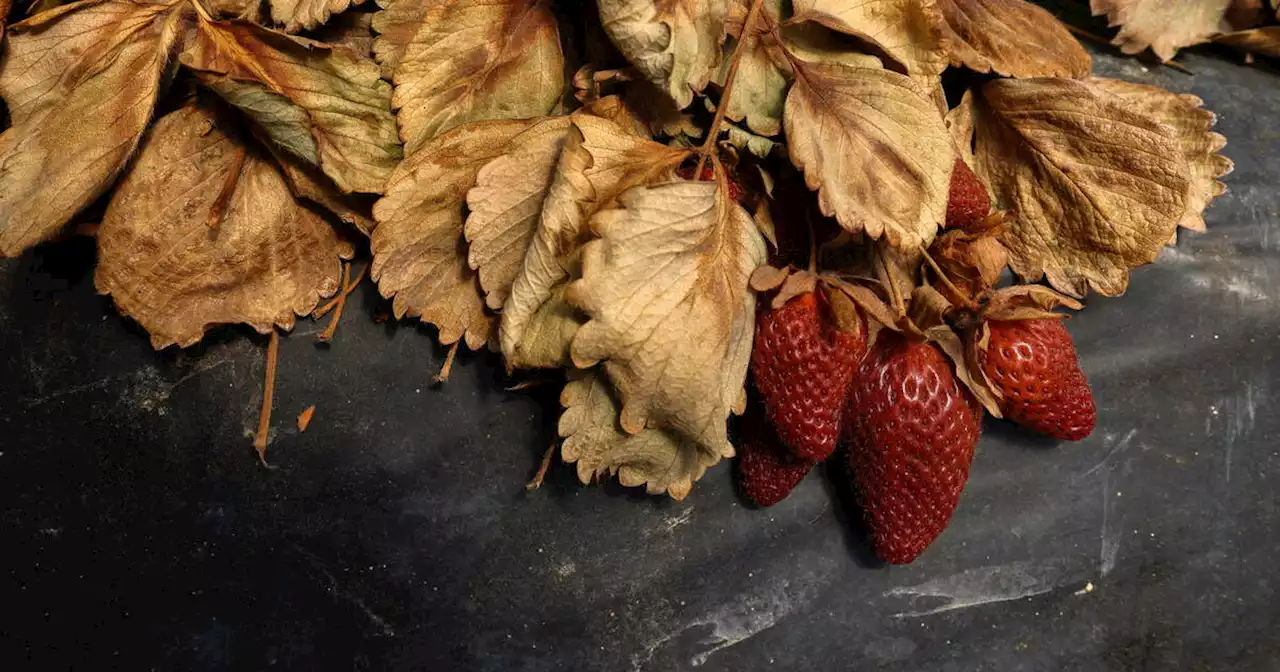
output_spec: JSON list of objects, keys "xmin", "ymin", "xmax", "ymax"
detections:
[
  {"xmin": 269, "ymin": 0, "xmax": 365, "ymax": 32},
  {"xmin": 501, "ymin": 115, "xmax": 688, "ymax": 369},
  {"xmin": 181, "ymin": 17, "xmax": 401, "ymax": 194},
  {"xmin": 1090, "ymin": 78, "xmax": 1232, "ymax": 234},
  {"xmin": 96, "ymin": 105, "xmax": 352, "ymax": 349},
  {"xmin": 973, "ymin": 77, "xmax": 1191, "ymax": 297},
  {"xmin": 597, "ymin": 0, "xmax": 729, "ymax": 109},
  {"xmin": 790, "ymin": 0, "xmax": 948, "ymax": 77},
  {"xmin": 0, "ymin": 0, "xmax": 183, "ymax": 256},
  {"xmin": 1091, "ymin": 0, "xmax": 1230, "ymax": 61},
  {"xmin": 465, "ymin": 119, "xmax": 573, "ymax": 310},
  {"xmin": 934, "ymin": 0, "xmax": 1091, "ymax": 78},
  {"xmin": 559, "ymin": 369, "xmax": 717, "ymax": 500},
  {"xmin": 713, "ymin": 0, "xmax": 787, "ymax": 136},
  {"xmin": 372, "ymin": 119, "xmax": 558, "ymax": 349},
  {"xmin": 568, "ymin": 181, "xmax": 765, "ymax": 454},
  {"xmin": 373, "ymin": 0, "xmax": 563, "ymax": 154},
  {"xmin": 784, "ymin": 60, "xmax": 956, "ymax": 249}
]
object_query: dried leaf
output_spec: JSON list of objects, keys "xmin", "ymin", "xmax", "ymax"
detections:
[
  {"xmin": 1214, "ymin": 26, "xmax": 1280, "ymax": 56},
  {"xmin": 714, "ymin": 0, "xmax": 787, "ymax": 136},
  {"xmin": 789, "ymin": 0, "xmax": 948, "ymax": 77},
  {"xmin": 270, "ymin": 0, "xmax": 365, "ymax": 32},
  {"xmin": 726, "ymin": 122, "xmax": 782, "ymax": 157},
  {"xmin": 778, "ymin": 20, "xmax": 888, "ymax": 69},
  {"xmin": 0, "ymin": 0, "xmax": 183, "ymax": 256},
  {"xmin": 371, "ymin": 119, "xmax": 549, "ymax": 349},
  {"xmin": 1091, "ymin": 0, "xmax": 1230, "ymax": 61},
  {"xmin": 927, "ymin": 323, "xmax": 1002, "ymax": 416},
  {"xmin": 182, "ymin": 18, "xmax": 401, "ymax": 194},
  {"xmin": 784, "ymin": 61, "xmax": 956, "ymax": 249},
  {"xmin": 501, "ymin": 116, "xmax": 688, "ymax": 369},
  {"xmin": 307, "ymin": 9, "xmax": 375, "ymax": 57},
  {"xmin": 568, "ymin": 181, "xmax": 765, "ymax": 454},
  {"xmin": 973, "ymin": 78, "xmax": 1190, "ymax": 297},
  {"xmin": 934, "ymin": 0, "xmax": 1091, "ymax": 78},
  {"xmin": 267, "ymin": 144, "xmax": 378, "ymax": 236},
  {"xmin": 945, "ymin": 89, "xmax": 977, "ymax": 167},
  {"xmin": 373, "ymin": 0, "xmax": 563, "ymax": 154},
  {"xmin": 1090, "ymin": 78, "xmax": 1232, "ymax": 234},
  {"xmin": 96, "ymin": 105, "xmax": 352, "ymax": 349},
  {"xmin": 559, "ymin": 369, "xmax": 718, "ymax": 500},
  {"xmin": 596, "ymin": 0, "xmax": 729, "ymax": 108},
  {"xmin": 465, "ymin": 118, "xmax": 573, "ymax": 310}
]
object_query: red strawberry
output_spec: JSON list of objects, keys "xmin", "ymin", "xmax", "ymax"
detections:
[
  {"xmin": 677, "ymin": 164, "xmax": 744, "ymax": 204},
  {"xmin": 845, "ymin": 333, "xmax": 982, "ymax": 564},
  {"xmin": 752, "ymin": 291, "xmax": 867, "ymax": 461},
  {"xmin": 980, "ymin": 318, "xmax": 1096, "ymax": 441},
  {"xmin": 945, "ymin": 159, "xmax": 990, "ymax": 230},
  {"xmin": 737, "ymin": 413, "xmax": 813, "ymax": 506}
]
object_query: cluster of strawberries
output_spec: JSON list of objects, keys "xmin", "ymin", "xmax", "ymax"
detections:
[{"xmin": 738, "ymin": 162, "xmax": 1097, "ymax": 564}]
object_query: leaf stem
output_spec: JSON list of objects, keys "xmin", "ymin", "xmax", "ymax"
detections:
[
  {"xmin": 317, "ymin": 262, "xmax": 355, "ymax": 343},
  {"xmin": 525, "ymin": 441, "xmax": 558, "ymax": 490},
  {"xmin": 313, "ymin": 263, "xmax": 366, "ymax": 319},
  {"xmin": 920, "ymin": 247, "xmax": 977, "ymax": 310},
  {"xmin": 253, "ymin": 330, "xmax": 280, "ymax": 461},
  {"xmin": 433, "ymin": 341, "xmax": 460, "ymax": 384},
  {"xmin": 695, "ymin": 0, "xmax": 768, "ymax": 178},
  {"xmin": 206, "ymin": 145, "xmax": 247, "ymax": 230}
]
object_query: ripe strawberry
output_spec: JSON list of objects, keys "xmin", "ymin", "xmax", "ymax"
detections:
[
  {"xmin": 677, "ymin": 164, "xmax": 744, "ymax": 204},
  {"xmin": 845, "ymin": 333, "xmax": 982, "ymax": 564},
  {"xmin": 737, "ymin": 413, "xmax": 813, "ymax": 507},
  {"xmin": 979, "ymin": 318, "xmax": 1096, "ymax": 441},
  {"xmin": 752, "ymin": 291, "xmax": 867, "ymax": 462},
  {"xmin": 945, "ymin": 159, "xmax": 990, "ymax": 230}
]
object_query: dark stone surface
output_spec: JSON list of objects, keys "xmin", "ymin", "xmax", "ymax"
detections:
[{"xmin": 3, "ymin": 49, "xmax": 1280, "ymax": 671}]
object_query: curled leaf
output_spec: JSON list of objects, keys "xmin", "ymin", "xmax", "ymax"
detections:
[
  {"xmin": 96, "ymin": 105, "xmax": 352, "ymax": 349},
  {"xmin": 934, "ymin": 0, "xmax": 1091, "ymax": 78},
  {"xmin": 569, "ymin": 181, "xmax": 765, "ymax": 454},
  {"xmin": 596, "ymin": 0, "xmax": 729, "ymax": 108},
  {"xmin": 784, "ymin": 61, "xmax": 956, "ymax": 249},
  {"xmin": 790, "ymin": 0, "xmax": 947, "ymax": 77},
  {"xmin": 1090, "ymin": 0, "xmax": 1230, "ymax": 61},
  {"xmin": 559, "ymin": 369, "xmax": 717, "ymax": 500},
  {"xmin": 0, "ymin": 0, "xmax": 183, "ymax": 256},
  {"xmin": 973, "ymin": 77, "xmax": 1191, "ymax": 297},
  {"xmin": 269, "ymin": 0, "xmax": 365, "ymax": 32},
  {"xmin": 373, "ymin": 0, "xmax": 564, "ymax": 154}
]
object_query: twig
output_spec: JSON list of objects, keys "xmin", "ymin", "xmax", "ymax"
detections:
[
  {"xmin": 525, "ymin": 442, "xmax": 558, "ymax": 490},
  {"xmin": 253, "ymin": 330, "xmax": 280, "ymax": 463},
  {"xmin": 314, "ymin": 264, "xmax": 366, "ymax": 320},
  {"xmin": 433, "ymin": 341, "xmax": 460, "ymax": 384},
  {"xmin": 695, "ymin": 0, "xmax": 768, "ymax": 177},
  {"xmin": 317, "ymin": 263, "xmax": 354, "ymax": 343}
]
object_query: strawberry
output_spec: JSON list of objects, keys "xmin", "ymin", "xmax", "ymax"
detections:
[
  {"xmin": 752, "ymin": 291, "xmax": 867, "ymax": 462},
  {"xmin": 677, "ymin": 164, "xmax": 744, "ymax": 204},
  {"xmin": 945, "ymin": 159, "xmax": 990, "ymax": 230},
  {"xmin": 979, "ymin": 318, "xmax": 1096, "ymax": 441},
  {"xmin": 737, "ymin": 412, "xmax": 813, "ymax": 507},
  {"xmin": 844, "ymin": 333, "xmax": 982, "ymax": 564}
]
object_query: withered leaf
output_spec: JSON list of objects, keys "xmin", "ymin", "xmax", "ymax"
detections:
[
  {"xmin": 714, "ymin": 0, "xmax": 788, "ymax": 136},
  {"xmin": 96, "ymin": 105, "xmax": 352, "ymax": 349},
  {"xmin": 1214, "ymin": 27, "xmax": 1280, "ymax": 57},
  {"xmin": 1090, "ymin": 78, "xmax": 1232, "ymax": 234},
  {"xmin": 568, "ymin": 181, "xmax": 765, "ymax": 455},
  {"xmin": 307, "ymin": 9, "xmax": 376, "ymax": 58},
  {"xmin": 597, "ymin": 0, "xmax": 729, "ymax": 109},
  {"xmin": 373, "ymin": 0, "xmax": 564, "ymax": 154},
  {"xmin": 269, "ymin": 0, "xmax": 365, "ymax": 32},
  {"xmin": 267, "ymin": 143, "xmax": 378, "ymax": 236},
  {"xmin": 973, "ymin": 77, "xmax": 1190, "ymax": 297},
  {"xmin": 778, "ymin": 20, "xmax": 891, "ymax": 70},
  {"xmin": 0, "ymin": 0, "xmax": 183, "ymax": 256},
  {"xmin": 372, "ymin": 119, "xmax": 556, "ymax": 349},
  {"xmin": 784, "ymin": 61, "xmax": 956, "ymax": 249},
  {"xmin": 501, "ymin": 115, "xmax": 689, "ymax": 369},
  {"xmin": 945, "ymin": 89, "xmax": 977, "ymax": 167},
  {"xmin": 790, "ymin": 0, "xmax": 948, "ymax": 77},
  {"xmin": 465, "ymin": 118, "xmax": 573, "ymax": 310},
  {"xmin": 559, "ymin": 369, "xmax": 719, "ymax": 500},
  {"xmin": 934, "ymin": 0, "xmax": 1091, "ymax": 78},
  {"xmin": 182, "ymin": 18, "xmax": 401, "ymax": 194},
  {"xmin": 1091, "ymin": 0, "xmax": 1230, "ymax": 61}
]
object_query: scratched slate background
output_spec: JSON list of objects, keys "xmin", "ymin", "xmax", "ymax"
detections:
[{"xmin": 3, "ymin": 44, "xmax": 1280, "ymax": 670}]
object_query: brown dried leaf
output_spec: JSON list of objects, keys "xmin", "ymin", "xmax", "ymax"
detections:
[
  {"xmin": 927, "ymin": 323, "xmax": 1002, "ymax": 416},
  {"xmin": 790, "ymin": 0, "xmax": 947, "ymax": 77},
  {"xmin": 1090, "ymin": 78, "xmax": 1232, "ymax": 234},
  {"xmin": 559, "ymin": 368, "xmax": 717, "ymax": 500},
  {"xmin": 307, "ymin": 9, "xmax": 375, "ymax": 57},
  {"xmin": 500, "ymin": 116, "xmax": 688, "ymax": 369},
  {"xmin": 945, "ymin": 89, "xmax": 977, "ymax": 167},
  {"xmin": 181, "ymin": 18, "xmax": 401, "ymax": 194},
  {"xmin": 973, "ymin": 77, "xmax": 1191, "ymax": 297},
  {"xmin": 1090, "ymin": 0, "xmax": 1230, "ymax": 61},
  {"xmin": 597, "ymin": 0, "xmax": 729, "ymax": 108},
  {"xmin": 1215, "ymin": 26, "xmax": 1280, "ymax": 56},
  {"xmin": 371, "ymin": 119, "xmax": 546, "ymax": 349},
  {"xmin": 934, "ymin": 0, "xmax": 1091, "ymax": 78},
  {"xmin": 373, "ymin": 0, "xmax": 563, "ymax": 154},
  {"xmin": 267, "ymin": 144, "xmax": 378, "ymax": 236},
  {"xmin": 568, "ymin": 181, "xmax": 766, "ymax": 454},
  {"xmin": 465, "ymin": 118, "xmax": 573, "ymax": 310},
  {"xmin": 96, "ymin": 105, "xmax": 352, "ymax": 349},
  {"xmin": 715, "ymin": 0, "xmax": 787, "ymax": 136},
  {"xmin": 778, "ymin": 20, "xmax": 888, "ymax": 69},
  {"xmin": 269, "ymin": 0, "xmax": 365, "ymax": 32},
  {"xmin": 0, "ymin": 0, "xmax": 183, "ymax": 256},
  {"xmin": 784, "ymin": 61, "xmax": 956, "ymax": 249}
]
